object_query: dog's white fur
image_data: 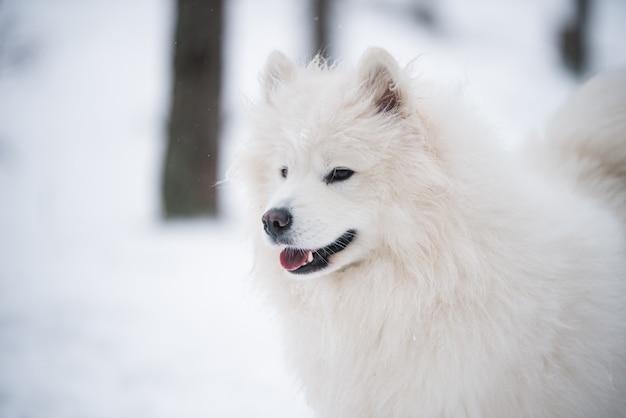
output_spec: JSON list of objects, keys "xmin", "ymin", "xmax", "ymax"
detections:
[{"xmin": 230, "ymin": 48, "xmax": 626, "ymax": 417}]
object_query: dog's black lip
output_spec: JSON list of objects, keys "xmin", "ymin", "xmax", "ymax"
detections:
[{"xmin": 287, "ymin": 229, "xmax": 357, "ymax": 275}]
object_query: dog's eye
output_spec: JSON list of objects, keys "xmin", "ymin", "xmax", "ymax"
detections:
[
  {"xmin": 325, "ymin": 168, "xmax": 354, "ymax": 184},
  {"xmin": 280, "ymin": 167, "xmax": 288, "ymax": 178}
]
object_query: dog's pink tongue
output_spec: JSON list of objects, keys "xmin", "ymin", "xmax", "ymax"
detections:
[{"xmin": 280, "ymin": 248, "xmax": 308, "ymax": 271}]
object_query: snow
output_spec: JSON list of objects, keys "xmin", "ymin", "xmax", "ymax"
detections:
[{"xmin": 0, "ymin": 0, "xmax": 624, "ymax": 416}]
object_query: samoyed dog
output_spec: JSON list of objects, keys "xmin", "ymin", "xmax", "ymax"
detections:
[{"xmin": 230, "ymin": 48, "xmax": 626, "ymax": 417}]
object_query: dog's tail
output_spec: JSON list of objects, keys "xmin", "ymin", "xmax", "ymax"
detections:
[{"xmin": 541, "ymin": 70, "xmax": 626, "ymax": 223}]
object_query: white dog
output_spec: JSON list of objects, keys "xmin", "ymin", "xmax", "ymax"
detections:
[{"xmin": 230, "ymin": 48, "xmax": 626, "ymax": 417}]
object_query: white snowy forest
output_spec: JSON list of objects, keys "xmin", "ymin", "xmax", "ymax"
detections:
[{"xmin": 0, "ymin": 0, "xmax": 625, "ymax": 417}]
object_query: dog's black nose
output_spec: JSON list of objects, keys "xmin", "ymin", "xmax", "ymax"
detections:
[{"xmin": 262, "ymin": 208, "xmax": 292, "ymax": 239}]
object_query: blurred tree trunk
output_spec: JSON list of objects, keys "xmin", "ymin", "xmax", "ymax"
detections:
[
  {"xmin": 559, "ymin": 0, "xmax": 590, "ymax": 76},
  {"xmin": 413, "ymin": 0, "xmax": 436, "ymax": 28},
  {"xmin": 162, "ymin": 0, "xmax": 222, "ymax": 218},
  {"xmin": 312, "ymin": 0, "xmax": 330, "ymax": 59}
]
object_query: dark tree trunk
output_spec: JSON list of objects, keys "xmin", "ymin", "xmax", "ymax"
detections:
[
  {"xmin": 162, "ymin": 0, "xmax": 222, "ymax": 218},
  {"xmin": 312, "ymin": 0, "xmax": 330, "ymax": 59},
  {"xmin": 559, "ymin": 0, "xmax": 590, "ymax": 76}
]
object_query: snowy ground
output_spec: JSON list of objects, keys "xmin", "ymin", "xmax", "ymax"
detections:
[{"xmin": 0, "ymin": 0, "xmax": 624, "ymax": 417}]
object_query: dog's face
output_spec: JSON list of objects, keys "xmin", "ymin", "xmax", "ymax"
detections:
[
  {"xmin": 257, "ymin": 123, "xmax": 378, "ymax": 278},
  {"xmin": 234, "ymin": 48, "xmax": 436, "ymax": 280}
]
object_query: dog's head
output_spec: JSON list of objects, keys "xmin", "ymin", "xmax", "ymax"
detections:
[{"xmin": 232, "ymin": 48, "xmax": 446, "ymax": 280}]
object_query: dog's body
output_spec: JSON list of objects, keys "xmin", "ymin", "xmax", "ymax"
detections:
[{"xmin": 231, "ymin": 48, "xmax": 626, "ymax": 417}]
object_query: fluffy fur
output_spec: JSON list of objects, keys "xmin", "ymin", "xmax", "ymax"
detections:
[{"xmin": 229, "ymin": 48, "xmax": 626, "ymax": 417}]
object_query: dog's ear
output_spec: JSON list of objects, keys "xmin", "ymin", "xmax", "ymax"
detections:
[
  {"xmin": 357, "ymin": 48, "xmax": 405, "ymax": 115},
  {"xmin": 262, "ymin": 51, "xmax": 295, "ymax": 101}
]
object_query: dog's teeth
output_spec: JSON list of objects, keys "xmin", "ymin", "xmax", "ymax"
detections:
[{"xmin": 307, "ymin": 251, "xmax": 314, "ymax": 263}]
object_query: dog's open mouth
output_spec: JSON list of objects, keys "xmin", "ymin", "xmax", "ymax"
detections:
[{"xmin": 279, "ymin": 230, "xmax": 356, "ymax": 274}]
